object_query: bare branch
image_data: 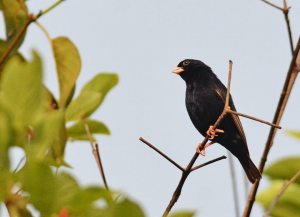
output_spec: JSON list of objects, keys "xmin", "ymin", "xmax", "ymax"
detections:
[
  {"xmin": 243, "ymin": 37, "xmax": 300, "ymax": 217},
  {"xmin": 139, "ymin": 137, "xmax": 184, "ymax": 171},
  {"xmin": 85, "ymin": 124, "xmax": 110, "ymax": 191},
  {"xmin": 191, "ymin": 155, "xmax": 227, "ymax": 171},
  {"xmin": 261, "ymin": 0, "xmax": 284, "ymax": 11},
  {"xmin": 264, "ymin": 170, "xmax": 300, "ymax": 217},
  {"xmin": 225, "ymin": 60, "xmax": 233, "ymax": 107},
  {"xmin": 228, "ymin": 110, "xmax": 281, "ymax": 129}
]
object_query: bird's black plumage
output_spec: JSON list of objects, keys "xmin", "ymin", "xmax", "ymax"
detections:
[{"xmin": 174, "ymin": 59, "xmax": 261, "ymax": 183}]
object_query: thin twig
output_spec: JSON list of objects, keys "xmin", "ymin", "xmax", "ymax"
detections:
[
  {"xmin": 261, "ymin": 0, "xmax": 293, "ymax": 54},
  {"xmin": 35, "ymin": 21, "xmax": 53, "ymax": 47},
  {"xmin": 40, "ymin": 0, "xmax": 65, "ymax": 17},
  {"xmin": 264, "ymin": 170, "xmax": 300, "ymax": 217},
  {"xmin": 242, "ymin": 37, "xmax": 300, "ymax": 217},
  {"xmin": 282, "ymin": 0, "xmax": 294, "ymax": 54},
  {"xmin": 0, "ymin": 0, "xmax": 65, "ymax": 71},
  {"xmin": 261, "ymin": 0, "xmax": 284, "ymax": 11},
  {"xmin": 228, "ymin": 152, "xmax": 240, "ymax": 217},
  {"xmin": 12, "ymin": 156, "xmax": 26, "ymax": 174},
  {"xmin": 191, "ymin": 155, "xmax": 227, "ymax": 171},
  {"xmin": 0, "ymin": 15, "xmax": 35, "ymax": 70},
  {"xmin": 228, "ymin": 110, "xmax": 281, "ymax": 129},
  {"xmin": 85, "ymin": 124, "xmax": 110, "ymax": 191},
  {"xmin": 139, "ymin": 137, "xmax": 184, "ymax": 171}
]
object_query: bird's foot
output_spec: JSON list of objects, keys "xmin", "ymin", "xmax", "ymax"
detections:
[
  {"xmin": 207, "ymin": 125, "xmax": 224, "ymax": 140},
  {"xmin": 196, "ymin": 142, "xmax": 215, "ymax": 156}
]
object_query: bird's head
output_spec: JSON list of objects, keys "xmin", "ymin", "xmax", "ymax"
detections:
[{"xmin": 172, "ymin": 59, "xmax": 213, "ymax": 81}]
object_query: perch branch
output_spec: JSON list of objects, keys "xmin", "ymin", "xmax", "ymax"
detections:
[
  {"xmin": 191, "ymin": 156, "xmax": 227, "ymax": 172},
  {"xmin": 243, "ymin": 37, "xmax": 300, "ymax": 217},
  {"xmin": 0, "ymin": 0, "xmax": 65, "ymax": 71},
  {"xmin": 85, "ymin": 124, "xmax": 110, "ymax": 191},
  {"xmin": 139, "ymin": 137, "xmax": 184, "ymax": 171},
  {"xmin": 264, "ymin": 170, "xmax": 300, "ymax": 217}
]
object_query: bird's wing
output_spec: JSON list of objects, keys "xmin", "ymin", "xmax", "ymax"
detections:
[{"xmin": 215, "ymin": 87, "xmax": 249, "ymax": 151}]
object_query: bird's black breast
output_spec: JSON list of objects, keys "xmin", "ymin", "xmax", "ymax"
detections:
[{"xmin": 185, "ymin": 80, "xmax": 223, "ymax": 137}]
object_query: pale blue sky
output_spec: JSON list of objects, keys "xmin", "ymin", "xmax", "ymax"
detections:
[{"xmin": 1, "ymin": 0, "xmax": 300, "ymax": 216}]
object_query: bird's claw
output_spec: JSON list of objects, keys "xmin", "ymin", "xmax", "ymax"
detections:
[
  {"xmin": 196, "ymin": 143, "xmax": 206, "ymax": 156},
  {"xmin": 196, "ymin": 142, "xmax": 215, "ymax": 156},
  {"xmin": 206, "ymin": 126, "xmax": 224, "ymax": 140}
]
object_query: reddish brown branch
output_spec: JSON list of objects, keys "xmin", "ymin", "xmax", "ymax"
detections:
[
  {"xmin": 191, "ymin": 155, "xmax": 227, "ymax": 171},
  {"xmin": 139, "ymin": 137, "xmax": 184, "ymax": 171},
  {"xmin": 243, "ymin": 37, "xmax": 300, "ymax": 217},
  {"xmin": 261, "ymin": 0, "xmax": 294, "ymax": 55},
  {"xmin": 228, "ymin": 110, "xmax": 281, "ymax": 129},
  {"xmin": 85, "ymin": 124, "xmax": 110, "ymax": 191},
  {"xmin": 0, "ymin": 14, "xmax": 36, "ymax": 70}
]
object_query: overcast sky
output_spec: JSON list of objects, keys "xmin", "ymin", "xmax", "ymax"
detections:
[{"xmin": 1, "ymin": 0, "xmax": 300, "ymax": 216}]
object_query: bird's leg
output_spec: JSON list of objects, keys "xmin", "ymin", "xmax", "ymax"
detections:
[
  {"xmin": 196, "ymin": 142, "xmax": 215, "ymax": 156},
  {"xmin": 207, "ymin": 125, "xmax": 224, "ymax": 140}
]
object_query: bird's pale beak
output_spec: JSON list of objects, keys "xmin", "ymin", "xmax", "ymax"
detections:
[{"xmin": 172, "ymin": 67, "xmax": 184, "ymax": 74}]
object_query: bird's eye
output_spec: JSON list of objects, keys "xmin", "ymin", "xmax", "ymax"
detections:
[{"xmin": 183, "ymin": 61, "xmax": 190, "ymax": 66}]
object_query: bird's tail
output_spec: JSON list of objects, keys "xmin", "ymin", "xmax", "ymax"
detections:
[{"xmin": 238, "ymin": 156, "xmax": 261, "ymax": 184}]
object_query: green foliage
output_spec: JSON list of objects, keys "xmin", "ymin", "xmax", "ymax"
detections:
[
  {"xmin": 0, "ymin": 0, "xmax": 28, "ymax": 54},
  {"xmin": 286, "ymin": 130, "xmax": 300, "ymax": 141},
  {"xmin": 52, "ymin": 37, "xmax": 81, "ymax": 108},
  {"xmin": 169, "ymin": 211, "xmax": 196, "ymax": 217},
  {"xmin": 257, "ymin": 131, "xmax": 300, "ymax": 217},
  {"xmin": 264, "ymin": 157, "xmax": 300, "ymax": 184},
  {"xmin": 0, "ymin": 1, "xmax": 194, "ymax": 216},
  {"xmin": 67, "ymin": 119, "xmax": 110, "ymax": 141},
  {"xmin": 257, "ymin": 181, "xmax": 300, "ymax": 217}
]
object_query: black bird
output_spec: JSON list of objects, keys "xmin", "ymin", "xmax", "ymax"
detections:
[{"xmin": 173, "ymin": 59, "xmax": 261, "ymax": 183}]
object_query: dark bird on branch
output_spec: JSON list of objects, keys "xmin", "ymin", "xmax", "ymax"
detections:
[{"xmin": 173, "ymin": 59, "xmax": 261, "ymax": 183}]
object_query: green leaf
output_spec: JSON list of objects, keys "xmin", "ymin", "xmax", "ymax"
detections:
[
  {"xmin": 49, "ymin": 115, "xmax": 68, "ymax": 166},
  {"xmin": 169, "ymin": 211, "xmax": 196, "ymax": 217},
  {"xmin": 264, "ymin": 157, "xmax": 300, "ymax": 185},
  {"xmin": 69, "ymin": 187, "xmax": 109, "ymax": 213},
  {"xmin": 0, "ymin": 39, "xmax": 6, "ymax": 56},
  {"xmin": 0, "ymin": 104, "xmax": 12, "ymax": 169},
  {"xmin": 75, "ymin": 208, "xmax": 105, "ymax": 217},
  {"xmin": 0, "ymin": 0, "xmax": 28, "ymax": 54},
  {"xmin": 52, "ymin": 37, "xmax": 81, "ymax": 108},
  {"xmin": 1, "ymin": 51, "xmax": 43, "ymax": 125},
  {"xmin": 286, "ymin": 130, "xmax": 300, "ymax": 141},
  {"xmin": 67, "ymin": 119, "xmax": 110, "ymax": 141},
  {"xmin": 257, "ymin": 181, "xmax": 300, "ymax": 217},
  {"xmin": 112, "ymin": 198, "xmax": 145, "ymax": 217},
  {"xmin": 55, "ymin": 172, "xmax": 80, "ymax": 213},
  {"xmin": 80, "ymin": 73, "xmax": 118, "ymax": 113},
  {"xmin": 65, "ymin": 91, "xmax": 102, "ymax": 122},
  {"xmin": 16, "ymin": 161, "xmax": 56, "ymax": 216},
  {"xmin": 0, "ymin": 170, "xmax": 10, "ymax": 202},
  {"xmin": 25, "ymin": 111, "xmax": 64, "ymax": 161},
  {"xmin": 42, "ymin": 85, "xmax": 58, "ymax": 111}
]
